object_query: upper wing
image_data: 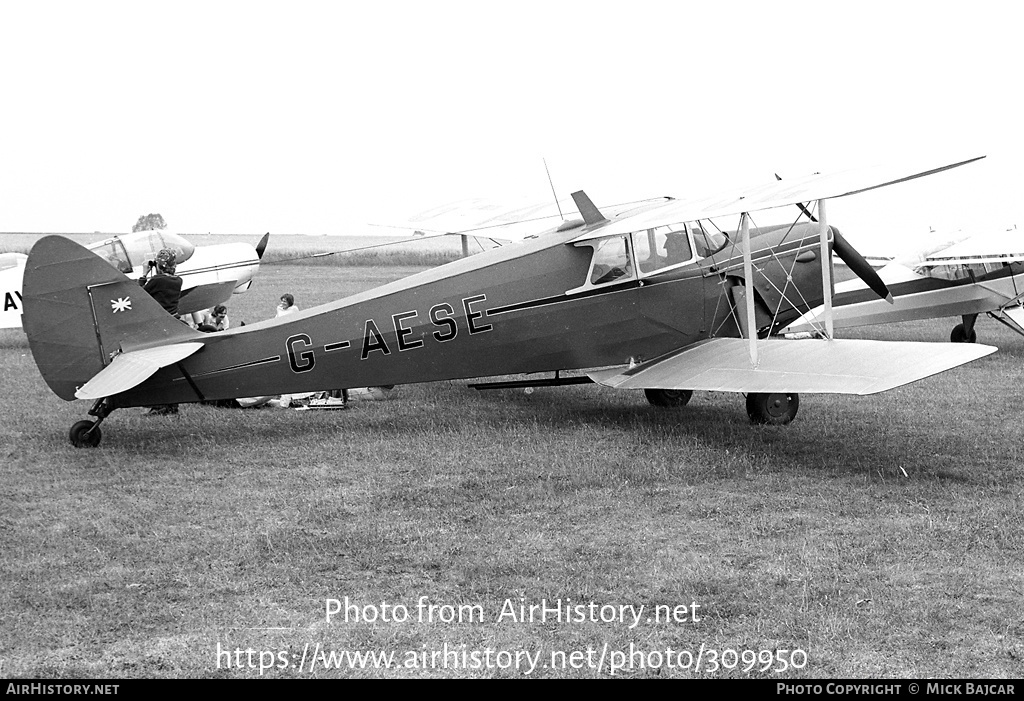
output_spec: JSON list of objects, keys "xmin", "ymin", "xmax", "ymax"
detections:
[
  {"xmin": 75, "ymin": 342, "xmax": 205, "ymax": 400},
  {"xmin": 571, "ymin": 156, "xmax": 985, "ymax": 242},
  {"xmin": 588, "ymin": 337, "xmax": 995, "ymax": 395},
  {"xmin": 382, "ymin": 196, "xmax": 674, "ymax": 242},
  {"xmin": 921, "ymin": 255, "xmax": 1024, "ymax": 267},
  {"xmin": 924, "ymin": 229, "xmax": 1024, "ymax": 264}
]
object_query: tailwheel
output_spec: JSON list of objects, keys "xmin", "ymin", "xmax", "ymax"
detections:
[
  {"xmin": 69, "ymin": 397, "xmax": 115, "ymax": 448},
  {"xmin": 644, "ymin": 388, "xmax": 693, "ymax": 408},
  {"xmin": 950, "ymin": 323, "xmax": 977, "ymax": 343},
  {"xmin": 69, "ymin": 420, "xmax": 102, "ymax": 448},
  {"xmin": 746, "ymin": 392, "xmax": 799, "ymax": 425}
]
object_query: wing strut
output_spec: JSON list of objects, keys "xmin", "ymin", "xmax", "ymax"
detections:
[
  {"xmin": 818, "ymin": 199, "xmax": 834, "ymax": 339},
  {"xmin": 740, "ymin": 212, "xmax": 758, "ymax": 367}
]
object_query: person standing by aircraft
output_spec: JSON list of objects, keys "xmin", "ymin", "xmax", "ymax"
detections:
[
  {"xmin": 139, "ymin": 249, "xmax": 183, "ymax": 316},
  {"xmin": 277, "ymin": 293, "xmax": 299, "ymax": 317},
  {"xmin": 139, "ymin": 249, "xmax": 183, "ymax": 415}
]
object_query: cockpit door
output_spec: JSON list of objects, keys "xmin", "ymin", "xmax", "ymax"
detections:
[{"xmin": 631, "ymin": 224, "xmax": 708, "ymax": 345}]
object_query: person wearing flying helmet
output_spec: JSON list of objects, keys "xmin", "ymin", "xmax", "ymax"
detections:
[
  {"xmin": 138, "ymin": 248, "xmax": 183, "ymax": 316},
  {"xmin": 138, "ymin": 248, "xmax": 184, "ymax": 415}
]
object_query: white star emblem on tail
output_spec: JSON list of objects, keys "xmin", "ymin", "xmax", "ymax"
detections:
[{"xmin": 111, "ymin": 297, "xmax": 132, "ymax": 313}]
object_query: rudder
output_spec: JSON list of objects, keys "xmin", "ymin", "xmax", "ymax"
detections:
[{"xmin": 23, "ymin": 235, "xmax": 201, "ymax": 400}]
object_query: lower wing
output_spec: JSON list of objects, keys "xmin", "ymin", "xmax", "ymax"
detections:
[{"xmin": 588, "ymin": 337, "xmax": 995, "ymax": 396}]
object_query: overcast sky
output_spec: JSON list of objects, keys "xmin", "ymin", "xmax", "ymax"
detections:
[{"xmin": 1, "ymin": 1, "xmax": 1019, "ymax": 255}]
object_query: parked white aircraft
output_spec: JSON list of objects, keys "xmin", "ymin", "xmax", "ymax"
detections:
[
  {"xmin": 1, "ymin": 230, "xmax": 269, "ymax": 329},
  {"xmin": 784, "ymin": 228, "xmax": 1024, "ymax": 342}
]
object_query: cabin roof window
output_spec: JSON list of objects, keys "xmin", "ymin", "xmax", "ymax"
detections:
[
  {"xmin": 99, "ymin": 231, "xmax": 196, "ymax": 272},
  {"xmin": 85, "ymin": 238, "xmax": 132, "ymax": 274},
  {"xmin": 0, "ymin": 253, "xmax": 25, "ymax": 273}
]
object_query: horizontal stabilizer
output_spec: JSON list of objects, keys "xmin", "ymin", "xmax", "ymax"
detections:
[
  {"xmin": 588, "ymin": 337, "xmax": 995, "ymax": 395},
  {"xmin": 75, "ymin": 342, "xmax": 205, "ymax": 400}
]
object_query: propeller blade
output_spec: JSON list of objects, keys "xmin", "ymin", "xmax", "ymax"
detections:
[
  {"xmin": 255, "ymin": 232, "xmax": 270, "ymax": 260},
  {"xmin": 832, "ymin": 229, "xmax": 893, "ymax": 303}
]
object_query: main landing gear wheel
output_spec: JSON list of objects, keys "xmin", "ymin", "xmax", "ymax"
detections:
[
  {"xmin": 746, "ymin": 392, "xmax": 799, "ymax": 425},
  {"xmin": 644, "ymin": 388, "xmax": 693, "ymax": 408},
  {"xmin": 69, "ymin": 420, "xmax": 102, "ymax": 448},
  {"xmin": 950, "ymin": 323, "xmax": 977, "ymax": 343}
]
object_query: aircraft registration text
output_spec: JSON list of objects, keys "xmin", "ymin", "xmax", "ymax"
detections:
[{"xmin": 285, "ymin": 294, "xmax": 493, "ymax": 374}]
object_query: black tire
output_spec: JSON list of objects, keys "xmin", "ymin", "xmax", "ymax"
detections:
[
  {"xmin": 950, "ymin": 323, "xmax": 977, "ymax": 343},
  {"xmin": 644, "ymin": 388, "xmax": 693, "ymax": 408},
  {"xmin": 69, "ymin": 420, "xmax": 101, "ymax": 448},
  {"xmin": 746, "ymin": 392, "xmax": 799, "ymax": 425}
]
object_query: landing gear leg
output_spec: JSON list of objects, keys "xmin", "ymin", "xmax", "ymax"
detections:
[
  {"xmin": 69, "ymin": 398, "xmax": 116, "ymax": 448},
  {"xmin": 746, "ymin": 392, "xmax": 799, "ymax": 425},
  {"xmin": 951, "ymin": 314, "xmax": 978, "ymax": 343}
]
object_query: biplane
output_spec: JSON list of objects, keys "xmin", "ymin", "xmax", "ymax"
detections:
[
  {"xmin": 21, "ymin": 156, "xmax": 996, "ymax": 447},
  {"xmin": 2, "ymin": 229, "xmax": 269, "ymax": 329},
  {"xmin": 784, "ymin": 229, "xmax": 1024, "ymax": 342}
]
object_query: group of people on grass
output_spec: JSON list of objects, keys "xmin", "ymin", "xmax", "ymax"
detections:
[{"xmin": 139, "ymin": 248, "xmax": 345, "ymax": 415}]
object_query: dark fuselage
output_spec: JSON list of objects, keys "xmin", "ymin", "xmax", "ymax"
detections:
[{"xmin": 113, "ymin": 223, "xmax": 827, "ymax": 408}]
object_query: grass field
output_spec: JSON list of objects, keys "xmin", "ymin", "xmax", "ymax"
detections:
[{"xmin": 1, "ymin": 262, "xmax": 1022, "ymax": 679}]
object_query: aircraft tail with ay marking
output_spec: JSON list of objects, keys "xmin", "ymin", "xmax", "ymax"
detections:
[{"xmin": 23, "ymin": 236, "xmax": 203, "ymax": 401}]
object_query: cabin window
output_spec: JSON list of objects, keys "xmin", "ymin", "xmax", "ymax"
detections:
[
  {"xmin": 135, "ymin": 231, "xmax": 181, "ymax": 269},
  {"xmin": 630, "ymin": 223, "xmax": 698, "ymax": 275},
  {"xmin": 923, "ymin": 261, "xmax": 1011, "ymax": 281},
  {"xmin": 628, "ymin": 221, "xmax": 731, "ymax": 277},
  {"xmin": 112, "ymin": 230, "xmax": 196, "ymax": 272},
  {"xmin": 87, "ymin": 239, "xmax": 132, "ymax": 273},
  {"xmin": 692, "ymin": 222, "xmax": 728, "ymax": 257},
  {"xmin": 587, "ymin": 235, "xmax": 635, "ymax": 285}
]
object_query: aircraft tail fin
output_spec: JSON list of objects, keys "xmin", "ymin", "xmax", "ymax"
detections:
[
  {"xmin": 23, "ymin": 235, "xmax": 203, "ymax": 401},
  {"xmin": 571, "ymin": 191, "xmax": 609, "ymax": 226}
]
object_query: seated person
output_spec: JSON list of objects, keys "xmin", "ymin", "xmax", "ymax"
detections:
[
  {"xmin": 664, "ymin": 232, "xmax": 693, "ymax": 265},
  {"xmin": 277, "ymin": 294, "xmax": 299, "ymax": 317},
  {"xmin": 195, "ymin": 304, "xmax": 230, "ymax": 332}
]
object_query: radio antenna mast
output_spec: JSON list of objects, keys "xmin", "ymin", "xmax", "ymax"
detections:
[{"xmin": 543, "ymin": 158, "xmax": 565, "ymax": 221}]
